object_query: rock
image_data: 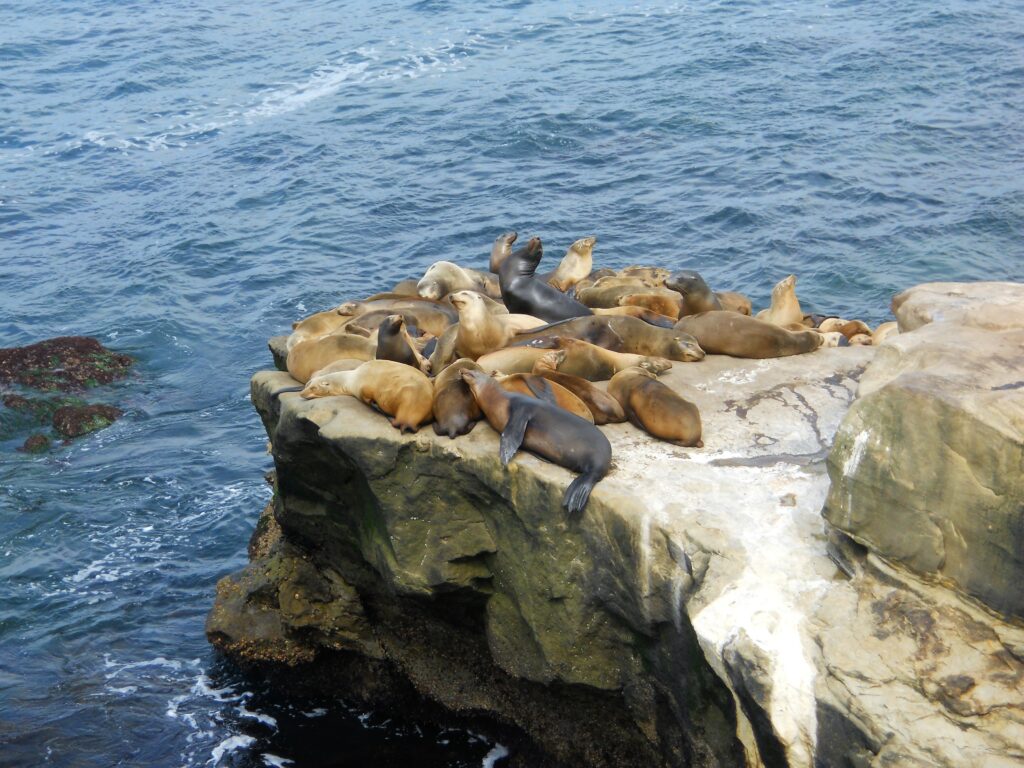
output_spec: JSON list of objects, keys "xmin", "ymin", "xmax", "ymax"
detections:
[
  {"xmin": 19, "ymin": 433, "xmax": 50, "ymax": 453},
  {"xmin": 825, "ymin": 282, "xmax": 1024, "ymax": 618},
  {"xmin": 51, "ymin": 403, "xmax": 123, "ymax": 438},
  {"xmin": 0, "ymin": 336, "xmax": 133, "ymax": 392},
  {"xmin": 269, "ymin": 335, "xmax": 288, "ymax": 372}
]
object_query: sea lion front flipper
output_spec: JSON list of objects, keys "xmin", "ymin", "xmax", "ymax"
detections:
[
  {"xmin": 499, "ymin": 404, "xmax": 532, "ymax": 466},
  {"xmin": 563, "ymin": 471, "xmax": 597, "ymax": 518},
  {"xmin": 523, "ymin": 377, "xmax": 558, "ymax": 407}
]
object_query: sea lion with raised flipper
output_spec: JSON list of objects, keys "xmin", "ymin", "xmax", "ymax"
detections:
[
  {"xmin": 495, "ymin": 373, "xmax": 595, "ymax": 423},
  {"xmin": 664, "ymin": 270, "xmax": 724, "ymax": 316},
  {"xmin": 514, "ymin": 315, "xmax": 705, "ymax": 362},
  {"xmin": 531, "ymin": 356, "xmax": 626, "ymax": 424},
  {"xmin": 432, "ymin": 358, "xmax": 483, "ymax": 438},
  {"xmin": 498, "ymin": 237, "xmax": 592, "ymax": 322},
  {"xmin": 674, "ymin": 311, "xmax": 823, "ymax": 358},
  {"xmin": 542, "ymin": 236, "xmax": 596, "ymax": 292},
  {"xmin": 376, "ymin": 315, "xmax": 431, "ymax": 373},
  {"xmin": 608, "ymin": 367, "xmax": 703, "ymax": 447},
  {"xmin": 476, "ymin": 346, "xmax": 549, "ymax": 375},
  {"xmin": 618, "ymin": 290, "xmax": 683, "ymax": 319},
  {"xmin": 525, "ymin": 338, "xmax": 671, "ymax": 381},
  {"xmin": 418, "ymin": 261, "xmax": 501, "ymax": 301},
  {"xmin": 489, "ymin": 231, "xmax": 518, "ymax": 274},
  {"xmin": 756, "ymin": 275, "xmax": 803, "ymax": 327},
  {"xmin": 287, "ymin": 333, "xmax": 377, "ymax": 383},
  {"xmin": 300, "ymin": 360, "xmax": 433, "ymax": 433},
  {"xmin": 461, "ymin": 369, "xmax": 611, "ymax": 517}
]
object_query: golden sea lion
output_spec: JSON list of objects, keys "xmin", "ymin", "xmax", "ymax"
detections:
[
  {"xmin": 461, "ymin": 369, "xmax": 612, "ymax": 517},
  {"xmin": 618, "ymin": 266, "xmax": 670, "ymax": 286},
  {"xmin": 287, "ymin": 306, "xmax": 349, "ymax": 352},
  {"xmin": 417, "ymin": 261, "xmax": 501, "ymax": 300},
  {"xmin": 448, "ymin": 291, "xmax": 543, "ymax": 360},
  {"xmin": 390, "ymin": 279, "xmax": 421, "ymax": 296},
  {"xmin": 531, "ymin": 356, "xmax": 626, "ymax": 424},
  {"xmin": 527, "ymin": 338, "xmax": 672, "ymax": 381},
  {"xmin": 871, "ymin": 321, "xmax": 898, "ymax": 346},
  {"xmin": 495, "ymin": 373, "xmax": 595, "ymax": 423},
  {"xmin": 577, "ymin": 279, "xmax": 654, "ymax": 308},
  {"xmin": 544, "ymin": 236, "xmax": 596, "ymax": 292},
  {"xmin": 338, "ymin": 297, "xmax": 459, "ymax": 326},
  {"xmin": 343, "ymin": 306, "xmax": 452, "ymax": 338},
  {"xmin": 674, "ymin": 312, "xmax": 823, "ymax": 358},
  {"xmin": 608, "ymin": 367, "xmax": 703, "ymax": 447},
  {"xmin": 476, "ymin": 346, "xmax": 549, "ymax": 375},
  {"xmin": 300, "ymin": 360, "xmax": 433, "ymax": 433},
  {"xmin": 592, "ymin": 306, "xmax": 677, "ymax": 328},
  {"xmin": 432, "ymin": 358, "xmax": 483, "ymax": 438},
  {"xmin": 618, "ymin": 290, "xmax": 683, "ymax": 319},
  {"xmin": 287, "ymin": 333, "xmax": 376, "ymax": 383},
  {"xmin": 756, "ymin": 275, "xmax": 803, "ymax": 327}
]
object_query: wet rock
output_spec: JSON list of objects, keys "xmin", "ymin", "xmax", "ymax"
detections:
[
  {"xmin": 52, "ymin": 403, "xmax": 123, "ymax": 438},
  {"xmin": 19, "ymin": 433, "xmax": 51, "ymax": 453},
  {"xmin": 0, "ymin": 336, "xmax": 133, "ymax": 392}
]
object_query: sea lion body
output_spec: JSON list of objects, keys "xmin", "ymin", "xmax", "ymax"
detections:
[
  {"xmin": 665, "ymin": 270, "xmax": 724, "ymax": 316},
  {"xmin": 489, "ymin": 231, "xmax": 518, "ymax": 274},
  {"xmin": 543, "ymin": 236, "xmax": 596, "ymax": 292},
  {"xmin": 577, "ymin": 280, "xmax": 653, "ymax": 308},
  {"xmin": 592, "ymin": 306, "xmax": 676, "ymax": 328},
  {"xmin": 448, "ymin": 291, "xmax": 543, "ymax": 359},
  {"xmin": 608, "ymin": 367, "xmax": 703, "ymax": 447},
  {"xmin": 287, "ymin": 307, "xmax": 349, "ymax": 351},
  {"xmin": 432, "ymin": 358, "xmax": 483, "ymax": 438},
  {"xmin": 531, "ymin": 359, "xmax": 626, "ymax": 424},
  {"xmin": 344, "ymin": 306, "xmax": 452, "ymax": 338},
  {"xmin": 715, "ymin": 291, "xmax": 752, "ymax": 315},
  {"xmin": 674, "ymin": 311, "xmax": 822, "ymax": 359},
  {"xmin": 476, "ymin": 346, "xmax": 548, "ymax": 374},
  {"xmin": 514, "ymin": 316, "xmax": 704, "ymax": 362},
  {"xmin": 618, "ymin": 290, "xmax": 683, "ymax": 319},
  {"xmin": 872, "ymin": 321, "xmax": 898, "ymax": 346},
  {"xmin": 418, "ymin": 261, "xmax": 501, "ymax": 301},
  {"xmin": 461, "ymin": 370, "xmax": 611, "ymax": 516},
  {"xmin": 375, "ymin": 315, "xmax": 431, "ymax": 373},
  {"xmin": 529, "ymin": 339, "xmax": 672, "ymax": 381},
  {"xmin": 390, "ymin": 279, "xmax": 421, "ymax": 296},
  {"xmin": 756, "ymin": 275, "xmax": 803, "ymax": 327},
  {"xmin": 300, "ymin": 360, "xmax": 433, "ymax": 433},
  {"xmin": 618, "ymin": 266, "xmax": 670, "ymax": 286},
  {"xmin": 498, "ymin": 238, "xmax": 592, "ymax": 322},
  {"xmin": 496, "ymin": 373, "xmax": 595, "ymax": 423},
  {"xmin": 339, "ymin": 297, "xmax": 459, "ymax": 326},
  {"xmin": 287, "ymin": 333, "xmax": 377, "ymax": 383}
]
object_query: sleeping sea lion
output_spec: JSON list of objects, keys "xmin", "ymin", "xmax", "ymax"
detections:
[
  {"xmin": 618, "ymin": 290, "xmax": 683, "ymax": 319},
  {"xmin": 476, "ymin": 346, "xmax": 549, "ymax": 375},
  {"xmin": 514, "ymin": 315, "xmax": 705, "ymax": 362},
  {"xmin": 432, "ymin": 358, "xmax": 483, "ymax": 438},
  {"xmin": 495, "ymin": 373, "xmax": 595, "ymax": 423},
  {"xmin": 461, "ymin": 369, "xmax": 612, "ymax": 516},
  {"xmin": 674, "ymin": 311, "xmax": 823, "ymax": 358},
  {"xmin": 300, "ymin": 360, "xmax": 433, "ymax": 433},
  {"xmin": 287, "ymin": 333, "xmax": 377, "ymax": 383},
  {"xmin": 526, "ymin": 339, "xmax": 671, "ymax": 381},
  {"xmin": 344, "ymin": 306, "xmax": 451, "ymax": 338},
  {"xmin": 498, "ymin": 237, "xmax": 592, "ymax": 322},
  {"xmin": 592, "ymin": 306, "xmax": 676, "ymax": 328},
  {"xmin": 608, "ymin": 367, "xmax": 703, "ymax": 447},
  {"xmin": 577, "ymin": 279, "xmax": 654, "ymax": 308},
  {"xmin": 715, "ymin": 291, "xmax": 752, "ymax": 316},
  {"xmin": 531, "ymin": 356, "xmax": 626, "ymax": 424},
  {"xmin": 871, "ymin": 321, "xmax": 898, "ymax": 346},
  {"xmin": 618, "ymin": 266, "xmax": 670, "ymax": 286},
  {"xmin": 418, "ymin": 261, "xmax": 501, "ymax": 300},
  {"xmin": 287, "ymin": 306, "xmax": 350, "ymax": 352}
]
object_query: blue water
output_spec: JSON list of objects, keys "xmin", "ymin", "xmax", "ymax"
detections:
[{"xmin": 1, "ymin": 0, "xmax": 1021, "ymax": 765}]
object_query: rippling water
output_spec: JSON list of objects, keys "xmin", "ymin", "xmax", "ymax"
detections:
[{"xmin": 1, "ymin": 0, "xmax": 1021, "ymax": 765}]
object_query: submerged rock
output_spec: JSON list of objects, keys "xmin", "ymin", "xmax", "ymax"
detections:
[
  {"xmin": 52, "ymin": 403, "xmax": 123, "ymax": 438},
  {"xmin": 0, "ymin": 336, "xmax": 133, "ymax": 392}
]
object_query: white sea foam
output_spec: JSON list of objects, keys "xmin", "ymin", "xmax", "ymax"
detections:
[
  {"xmin": 210, "ymin": 735, "xmax": 256, "ymax": 766},
  {"xmin": 262, "ymin": 755, "xmax": 294, "ymax": 768},
  {"xmin": 482, "ymin": 743, "xmax": 510, "ymax": 768}
]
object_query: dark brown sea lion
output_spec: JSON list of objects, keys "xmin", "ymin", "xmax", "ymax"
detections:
[
  {"xmin": 665, "ymin": 270, "xmax": 724, "ymax": 316},
  {"xmin": 531, "ymin": 356, "xmax": 626, "ymax": 424},
  {"xmin": 376, "ymin": 315, "xmax": 431, "ymax": 373},
  {"xmin": 608, "ymin": 367, "xmax": 703, "ymax": 447},
  {"xmin": 461, "ymin": 369, "xmax": 612, "ymax": 516},
  {"xmin": 514, "ymin": 315, "xmax": 704, "ymax": 362},
  {"xmin": 673, "ymin": 311, "xmax": 823, "ymax": 358},
  {"xmin": 498, "ymin": 237, "xmax": 592, "ymax": 322},
  {"xmin": 432, "ymin": 358, "xmax": 483, "ymax": 438},
  {"xmin": 300, "ymin": 360, "xmax": 433, "ymax": 433}
]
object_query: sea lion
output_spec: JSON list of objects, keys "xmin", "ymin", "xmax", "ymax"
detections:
[
  {"xmin": 543, "ymin": 236, "xmax": 596, "ymax": 292},
  {"xmin": 573, "ymin": 268, "xmax": 617, "ymax": 292},
  {"xmin": 608, "ymin": 367, "xmax": 703, "ymax": 447},
  {"xmin": 418, "ymin": 261, "xmax": 500, "ymax": 300},
  {"xmin": 531, "ymin": 356, "xmax": 626, "ymax": 424},
  {"xmin": 592, "ymin": 306, "xmax": 677, "ymax": 328},
  {"xmin": 618, "ymin": 266, "xmax": 670, "ymax": 286},
  {"xmin": 527, "ymin": 339, "xmax": 672, "ymax": 381},
  {"xmin": 715, "ymin": 291, "xmax": 752, "ymax": 316},
  {"xmin": 300, "ymin": 360, "xmax": 433, "ymax": 433},
  {"xmin": 514, "ymin": 316, "xmax": 705, "ymax": 362},
  {"xmin": 432, "ymin": 358, "xmax": 483, "ymax": 438},
  {"xmin": 489, "ymin": 231, "xmax": 518, "ymax": 274},
  {"xmin": 376, "ymin": 315, "xmax": 431, "ymax": 373},
  {"xmin": 577, "ymin": 279, "xmax": 653, "ymax": 308},
  {"xmin": 756, "ymin": 275, "xmax": 804, "ymax": 327},
  {"xmin": 818, "ymin": 318, "xmax": 872, "ymax": 339},
  {"xmin": 849, "ymin": 334, "xmax": 872, "ymax": 346},
  {"xmin": 287, "ymin": 333, "xmax": 377, "ymax": 383},
  {"xmin": 447, "ymin": 291, "xmax": 543, "ymax": 359},
  {"xmin": 674, "ymin": 312, "xmax": 823, "ymax": 358},
  {"xmin": 498, "ymin": 237, "xmax": 592, "ymax": 322},
  {"xmin": 618, "ymin": 291, "xmax": 683, "ymax": 319},
  {"xmin": 461, "ymin": 369, "xmax": 612, "ymax": 516},
  {"xmin": 338, "ymin": 297, "xmax": 459, "ymax": 326},
  {"xmin": 287, "ymin": 306, "xmax": 350, "ymax": 352},
  {"xmin": 871, "ymin": 321, "xmax": 898, "ymax": 346},
  {"xmin": 476, "ymin": 346, "xmax": 549, "ymax": 375},
  {"xmin": 343, "ymin": 307, "xmax": 451, "ymax": 338},
  {"xmin": 496, "ymin": 373, "xmax": 595, "ymax": 423},
  {"xmin": 664, "ymin": 270, "xmax": 724, "ymax": 316},
  {"xmin": 390, "ymin": 279, "xmax": 421, "ymax": 296}
]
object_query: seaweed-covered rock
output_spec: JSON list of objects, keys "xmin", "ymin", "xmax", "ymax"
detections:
[
  {"xmin": 0, "ymin": 336, "xmax": 133, "ymax": 392},
  {"xmin": 52, "ymin": 404, "xmax": 123, "ymax": 438},
  {"xmin": 19, "ymin": 433, "xmax": 51, "ymax": 454}
]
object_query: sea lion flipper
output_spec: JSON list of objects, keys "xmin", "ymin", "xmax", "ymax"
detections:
[
  {"xmin": 524, "ymin": 377, "xmax": 558, "ymax": 406},
  {"xmin": 499, "ymin": 404, "xmax": 531, "ymax": 466},
  {"xmin": 563, "ymin": 472, "xmax": 597, "ymax": 518}
]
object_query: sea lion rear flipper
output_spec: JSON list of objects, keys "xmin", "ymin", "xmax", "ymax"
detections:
[
  {"xmin": 499, "ymin": 404, "xmax": 531, "ymax": 466},
  {"xmin": 270, "ymin": 385, "xmax": 304, "ymax": 398},
  {"xmin": 523, "ymin": 377, "xmax": 558, "ymax": 407},
  {"xmin": 563, "ymin": 472, "xmax": 597, "ymax": 518}
]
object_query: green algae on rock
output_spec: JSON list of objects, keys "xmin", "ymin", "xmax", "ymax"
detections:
[{"xmin": 0, "ymin": 336, "xmax": 133, "ymax": 392}]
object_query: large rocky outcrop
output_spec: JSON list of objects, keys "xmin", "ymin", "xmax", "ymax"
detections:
[{"xmin": 210, "ymin": 286, "xmax": 1024, "ymax": 767}]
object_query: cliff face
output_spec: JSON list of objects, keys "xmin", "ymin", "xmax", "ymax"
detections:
[{"xmin": 208, "ymin": 284, "xmax": 1024, "ymax": 767}]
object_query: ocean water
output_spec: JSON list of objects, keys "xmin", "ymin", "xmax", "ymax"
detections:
[{"xmin": 0, "ymin": 0, "xmax": 1021, "ymax": 765}]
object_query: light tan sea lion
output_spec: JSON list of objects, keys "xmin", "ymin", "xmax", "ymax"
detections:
[
  {"xmin": 618, "ymin": 266, "xmax": 670, "ymax": 286},
  {"xmin": 514, "ymin": 316, "xmax": 705, "ymax": 362},
  {"xmin": 287, "ymin": 306, "xmax": 349, "ymax": 352},
  {"xmin": 489, "ymin": 231, "xmax": 518, "ymax": 274},
  {"xmin": 531, "ymin": 356, "xmax": 626, "ymax": 424},
  {"xmin": 375, "ymin": 315, "xmax": 431, "ymax": 373},
  {"xmin": 573, "ymin": 268, "xmax": 617, "ymax": 293},
  {"xmin": 619, "ymin": 291, "xmax": 683, "ymax": 319},
  {"xmin": 818, "ymin": 318, "xmax": 872, "ymax": 340},
  {"xmin": 715, "ymin": 291, "xmax": 752, "ymax": 315},
  {"xmin": 756, "ymin": 275, "xmax": 804, "ymax": 327},
  {"xmin": 674, "ymin": 312, "xmax": 824, "ymax": 359},
  {"xmin": 496, "ymin": 373, "xmax": 595, "ymax": 423},
  {"xmin": 849, "ymin": 334, "xmax": 872, "ymax": 346},
  {"xmin": 460, "ymin": 369, "xmax": 612, "ymax": 517},
  {"xmin": 528, "ymin": 339, "xmax": 672, "ymax": 381},
  {"xmin": 577, "ymin": 279, "xmax": 654, "ymax": 308},
  {"xmin": 287, "ymin": 333, "xmax": 377, "ymax": 383},
  {"xmin": 417, "ymin": 261, "xmax": 500, "ymax": 300},
  {"xmin": 545, "ymin": 236, "xmax": 596, "ymax": 292},
  {"xmin": 300, "ymin": 360, "xmax": 433, "ymax": 433},
  {"xmin": 871, "ymin": 321, "xmax": 898, "ymax": 346},
  {"xmin": 448, "ymin": 291, "xmax": 543, "ymax": 359},
  {"xmin": 432, "ymin": 358, "xmax": 483, "ymax": 438},
  {"xmin": 390, "ymin": 279, "xmax": 421, "ymax": 296},
  {"xmin": 608, "ymin": 367, "xmax": 703, "ymax": 447},
  {"xmin": 476, "ymin": 346, "xmax": 549, "ymax": 375}
]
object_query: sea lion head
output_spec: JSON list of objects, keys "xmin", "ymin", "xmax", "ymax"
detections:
[
  {"xmin": 665, "ymin": 270, "xmax": 711, "ymax": 297},
  {"xmin": 460, "ymin": 368, "xmax": 495, "ymax": 398},
  {"xmin": 378, "ymin": 314, "xmax": 404, "ymax": 337},
  {"xmin": 818, "ymin": 331, "xmax": 848, "ymax": 348},
  {"xmin": 418, "ymin": 261, "xmax": 463, "ymax": 300},
  {"xmin": 448, "ymin": 290, "xmax": 480, "ymax": 312},
  {"xmin": 300, "ymin": 378, "xmax": 335, "ymax": 399},
  {"xmin": 533, "ymin": 350, "xmax": 567, "ymax": 372},
  {"xmin": 772, "ymin": 274, "xmax": 797, "ymax": 299},
  {"xmin": 509, "ymin": 237, "xmax": 544, "ymax": 276},
  {"xmin": 638, "ymin": 357, "xmax": 673, "ymax": 375},
  {"xmin": 571, "ymin": 235, "xmax": 597, "ymax": 254},
  {"xmin": 336, "ymin": 301, "xmax": 361, "ymax": 316},
  {"xmin": 670, "ymin": 334, "xmax": 705, "ymax": 362}
]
